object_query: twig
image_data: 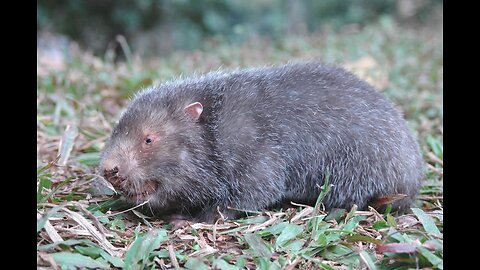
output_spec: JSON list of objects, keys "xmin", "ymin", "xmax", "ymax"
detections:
[{"xmin": 168, "ymin": 244, "xmax": 179, "ymax": 268}]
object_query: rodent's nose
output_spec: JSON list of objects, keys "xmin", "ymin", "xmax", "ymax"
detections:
[
  {"xmin": 101, "ymin": 157, "xmax": 118, "ymax": 173},
  {"xmin": 103, "ymin": 166, "xmax": 125, "ymax": 188}
]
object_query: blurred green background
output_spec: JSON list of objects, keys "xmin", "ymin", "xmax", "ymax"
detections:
[{"xmin": 37, "ymin": 0, "xmax": 442, "ymax": 58}]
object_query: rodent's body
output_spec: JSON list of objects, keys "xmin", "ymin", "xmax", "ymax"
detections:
[{"xmin": 100, "ymin": 62, "xmax": 424, "ymax": 222}]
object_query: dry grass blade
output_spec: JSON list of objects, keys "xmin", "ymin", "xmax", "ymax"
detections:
[
  {"xmin": 104, "ymin": 199, "xmax": 150, "ymax": 217},
  {"xmin": 189, "ymin": 244, "xmax": 218, "ymax": 257},
  {"xmin": 245, "ymin": 216, "xmax": 278, "ymax": 232},
  {"xmin": 353, "ymin": 211, "xmax": 375, "ymax": 216},
  {"xmin": 427, "ymin": 152, "xmax": 443, "ymax": 166},
  {"xmin": 167, "ymin": 244, "xmax": 180, "ymax": 268},
  {"xmin": 191, "ymin": 223, "xmax": 232, "ymax": 230},
  {"xmin": 427, "ymin": 163, "xmax": 443, "ymax": 175},
  {"xmin": 38, "ymin": 212, "xmax": 64, "ymax": 243},
  {"xmin": 368, "ymin": 206, "xmax": 386, "ymax": 222},
  {"xmin": 57, "ymin": 124, "xmax": 78, "ymax": 166},
  {"xmin": 290, "ymin": 206, "xmax": 314, "ymax": 222},
  {"xmin": 155, "ymin": 258, "xmax": 167, "ymax": 270},
  {"xmin": 74, "ymin": 202, "xmax": 107, "ymax": 236},
  {"xmin": 61, "ymin": 208, "xmax": 121, "ymax": 257},
  {"xmin": 44, "ymin": 220, "xmax": 64, "ymax": 243},
  {"xmin": 189, "ymin": 233, "xmax": 218, "ymax": 258},
  {"xmin": 290, "ymin": 201, "xmax": 315, "ymax": 208}
]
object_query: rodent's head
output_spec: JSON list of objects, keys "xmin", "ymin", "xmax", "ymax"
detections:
[{"xmin": 99, "ymin": 89, "xmax": 206, "ymax": 209}]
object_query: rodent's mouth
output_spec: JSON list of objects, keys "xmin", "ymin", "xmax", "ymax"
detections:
[
  {"xmin": 125, "ymin": 192, "xmax": 152, "ymax": 202},
  {"xmin": 102, "ymin": 167, "xmax": 158, "ymax": 203},
  {"xmin": 122, "ymin": 180, "xmax": 158, "ymax": 203}
]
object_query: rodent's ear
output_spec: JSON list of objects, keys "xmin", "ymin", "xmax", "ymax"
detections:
[{"xmin": 184, "ymin": 102, "xmax": 203, "ymax": 120}]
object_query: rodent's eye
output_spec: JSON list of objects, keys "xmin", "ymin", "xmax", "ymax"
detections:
[{"xmin": 143, "ymin": 133, "xmax": 160, "ymax": 148}]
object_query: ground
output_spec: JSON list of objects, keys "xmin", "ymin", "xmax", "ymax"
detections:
[{"xmin": 37, "ymin": 16, "xmax": 443, "ymax": 269}]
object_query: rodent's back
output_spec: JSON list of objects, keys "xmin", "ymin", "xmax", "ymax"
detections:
[{"xmin": 193, "ymin": 62, "xmax": 423, "ymax": 209}]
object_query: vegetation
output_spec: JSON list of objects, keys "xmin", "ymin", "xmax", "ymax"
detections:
[
  {"xmin": 37, "ymin": 14, "xmax": 443, "ymax": 269},
  {"xmin": 37, "ymin": 0, "xmax": 442, "ymax": 57}
]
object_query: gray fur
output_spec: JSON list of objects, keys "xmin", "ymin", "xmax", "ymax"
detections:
[{"xmin": 100, "ymin": 62, "xmax": 424, "ymax": 222}]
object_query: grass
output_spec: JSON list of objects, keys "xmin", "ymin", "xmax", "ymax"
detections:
[{"xmin": 37, "ymin": 15, "xmax": 443, "ymax": 269}]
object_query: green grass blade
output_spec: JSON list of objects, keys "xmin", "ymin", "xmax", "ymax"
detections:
[
  {"xmin": 100, "ymin": 251, "xmax": 125, "ymax": 268},
  {"xmin": 52, "ymin": 252, "xmax": 110, "ymax": 269},
  {"xmin": 244, "ymin": 233, "xmax": 272, "ymax": 258},
  {"xmin": 185, "ymin": 258, "xmax": 209, "ymax": 270},
  {"xmin": 37, "ymin": 176, "xmax": 52, "ymax": 203},
  {"xmin": 37, "ymin": 239, "xmax": 94, "ymax": 252},
  {"xmin": 275, "ymin": 223, "xmax": 304, "ymax": 248},
  {"xmin": 123, "ymin": 234, "xmax": 144, "ymax": 270},
  {"xmin": 358, "ymin": 251, "xmax": 377, "ymax": 270},
  {"xmin": 411, "ymin": 208, "xmax": 441, "ymax": 235},
  {"xmin": 213, "ymin": 258, "xmax": 239, "ymax": 270},
  {"xmin": 417, "ymin": 246, "xmax": 443, "ymax": 269}
]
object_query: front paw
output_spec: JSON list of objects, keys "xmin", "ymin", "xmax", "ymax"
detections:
[
  {"xmin": 195, "ymin": 207, "xmax": 238, "ymax": 223},
  {"xmin": 167, "ymin": 214, "xmax": 194, "ymax": 230}
]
